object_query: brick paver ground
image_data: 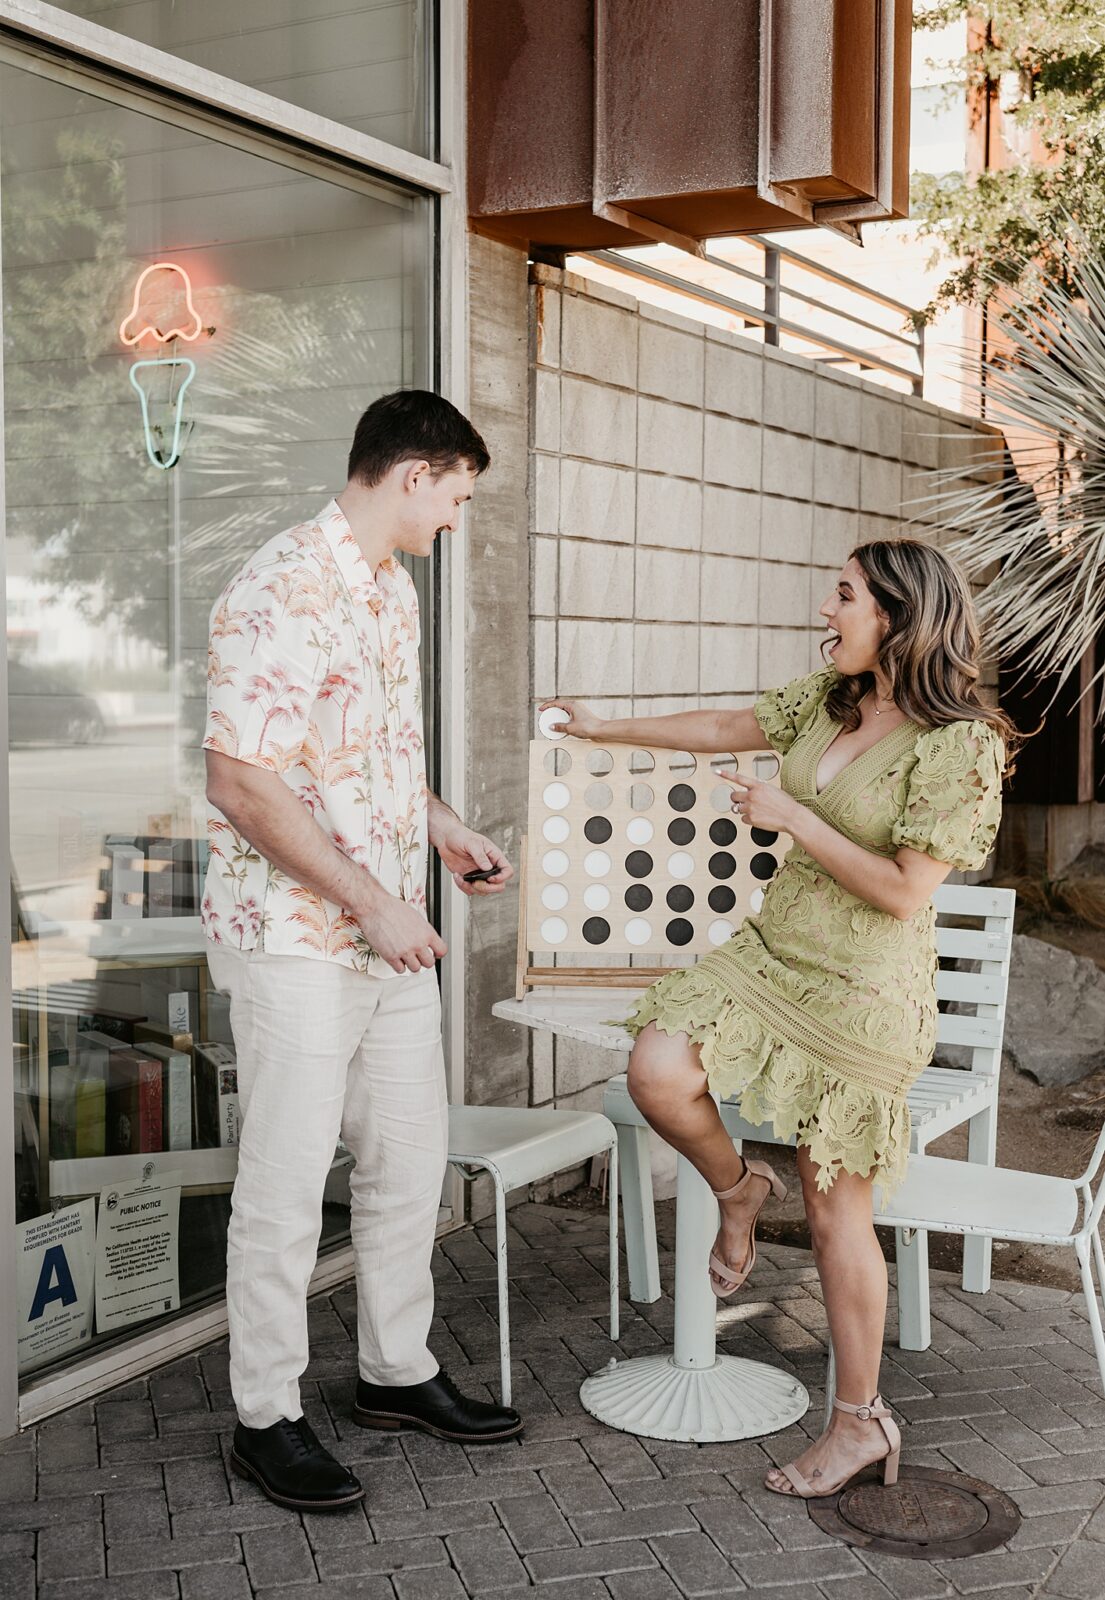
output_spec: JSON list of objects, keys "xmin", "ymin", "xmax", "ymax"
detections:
[{"xmin": 3, "ymin": 1197, "xmax": 1104, "ymax": 1599}]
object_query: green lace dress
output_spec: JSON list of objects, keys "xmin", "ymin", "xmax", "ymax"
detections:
[{"xmin": 623, "ymin": 667, "xmax": 1005, "ymax": 1196}]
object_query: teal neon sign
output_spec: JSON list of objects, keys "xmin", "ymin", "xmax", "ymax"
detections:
[{"xmin": 128, "ymin": 357, "xmax": 197, "ymax": 471}]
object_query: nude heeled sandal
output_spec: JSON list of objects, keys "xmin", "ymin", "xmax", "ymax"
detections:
[
  {"xmin": 766, "ymin": 1394, "xmax": 902, "ymax": 1498},
  {"xmin": 708, "ymin": 1157, "xmax": 787, "ymax": 1297}
]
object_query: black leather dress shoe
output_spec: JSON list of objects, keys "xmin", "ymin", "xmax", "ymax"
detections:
[
  {"xmin": 353, "ymin": 1369, "xmax": 524, "ymax": 1443},
  {"xmin": 231, "ymin": 1417, "xmax": 365, "ymax": 1511}
]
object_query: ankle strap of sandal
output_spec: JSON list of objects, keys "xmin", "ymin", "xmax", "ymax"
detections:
[
  {"xmin": 710, "ymin": 1157, "xmax": 749, "ymax": 1202},
  {"xmin": 833, "ymin": 1394, "xmax": 892, "ymax": 1422}
]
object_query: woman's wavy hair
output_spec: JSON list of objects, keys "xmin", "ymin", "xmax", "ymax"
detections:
[{"xmin": 821, "ymin": 539, "xmax": 1022, "ymax": 771}]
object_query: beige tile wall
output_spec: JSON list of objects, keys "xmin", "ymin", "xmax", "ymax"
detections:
[
  {"xmin": 524, "ymin": 264, "xmax": 1000, "ymax": 1121},
  {"xmin": 529, "ymin": 264, "xmax": 999, "ymax": 741}
]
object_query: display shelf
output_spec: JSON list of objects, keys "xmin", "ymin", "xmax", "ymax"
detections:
[{"xmin": 14, "ymin": 917, "xmax": 214, "ymax": 1211}]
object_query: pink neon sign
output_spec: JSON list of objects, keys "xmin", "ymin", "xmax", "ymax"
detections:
[{"xmin": 119, "ymin": 262, "xmax": 203, "ymax": 347}]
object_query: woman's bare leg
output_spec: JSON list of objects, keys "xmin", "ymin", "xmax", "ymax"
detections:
[
  {"xmin": 765, "ymin": 1145, "xmax": 893, "ymax": 1493},
  {"xmin": 626, "ymin": 1023, "xmax": 774, "ymax": 1280}
]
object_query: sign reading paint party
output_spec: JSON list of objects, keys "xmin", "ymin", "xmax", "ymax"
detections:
[
  {"xmin": 17, "ymin": 1201, "xmax": 96, "ymax": 1373},
  {"xmin": 95, "ymin": 1169, "xmax": 182, "ymax": 1333}
]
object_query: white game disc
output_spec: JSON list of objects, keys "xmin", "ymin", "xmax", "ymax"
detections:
[
  {"xmin": 626, "ymin": 817, "xmax": 654, "ymax": 845},
  {"xmin": 539, "ymin": 706, "xmax": 569, "ymax": 740},
  {"xmin": 541, "ymin": 849, "xmax": 570, "ymax": 877},
  {"xmin": 583, "ymin": 884, "xmax": 611, "ymax": 911},
  {"xmin": 541, "ymin": 882, "xmax": 569, "ymax": 911},
  {"xmin": 542, "ymin": 781, "xmax": 571, "ymax": 810},
  {"xmin": 708, "ymin": 920, "xmax": 736, "ymax": 945},
  {"xmin": 584, "ymin": 850, "xmax": 612, "ymax": 878},
  {"xmin": 542, "ymin": 815, "xmax": 570, "ymax": 844},
  {"xmin": 624, "ymin": 918, "xmax": 652, "ymax": 946},
  {"xmin": 539, "ymin": 917, "xmax": 568, "ymax": 944},
  {"xmin": 667, "ymin": 851, "xmax": 695, "ymax": 879}
]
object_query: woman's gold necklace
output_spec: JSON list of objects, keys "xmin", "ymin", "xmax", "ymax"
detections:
[{"xmin": 867, "ymin": 688, "xmax": 894, "ymax": 718}]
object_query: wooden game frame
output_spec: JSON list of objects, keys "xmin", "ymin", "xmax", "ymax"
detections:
[{"xmin": 515, "ymin": 738, "xmax": 790, "ymax": 997}]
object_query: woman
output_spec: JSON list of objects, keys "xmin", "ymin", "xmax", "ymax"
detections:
[{"xmin": 543, "ymin": 539, "xmax": 1015, "ymax": 1499}]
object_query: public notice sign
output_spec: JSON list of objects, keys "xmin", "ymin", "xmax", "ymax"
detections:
[
  {"xmin": 95, "ymin": 1169, "xmax": 182, "ymax": 1333},
  {"xmin": 16, "ymin": 1201, "xmax": 96, "ymax": 1374}
]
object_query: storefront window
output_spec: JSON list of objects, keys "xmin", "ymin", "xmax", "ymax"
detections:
[
  {"xmin": 3, "ymin": 60, "xmax": 432, "ymax": 1380},
  {"xmin": 44, "ymin": 0, "xmax": 434, "ymax": 157}
]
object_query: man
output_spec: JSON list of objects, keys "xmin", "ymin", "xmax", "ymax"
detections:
[{"xmin": 202, "ymin": 390, "xmax": 519, "ymax": 1513}]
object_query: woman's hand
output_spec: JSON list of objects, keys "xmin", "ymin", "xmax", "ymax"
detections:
[
  {"xmin": 538, "ymin": 698, "xmax": 605, "ymax": 740},
  {"xmin": 721, "ymin": 771, "xmax": 802, "ymax": 834}
]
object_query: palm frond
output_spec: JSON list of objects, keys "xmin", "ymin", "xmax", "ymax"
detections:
[{"xmin": 909, "ymin": 221, "xmax": 1105, "ymax": 717}]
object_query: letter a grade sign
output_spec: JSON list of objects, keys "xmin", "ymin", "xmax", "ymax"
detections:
[{"xmin": 16, "ymin": 1200, "xmax": 96, "ymax": 1374}]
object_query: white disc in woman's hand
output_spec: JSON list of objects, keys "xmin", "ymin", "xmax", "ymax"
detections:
[{"xmin": 539, "ymin": 705, "xmax": 569, "ymax": 740}]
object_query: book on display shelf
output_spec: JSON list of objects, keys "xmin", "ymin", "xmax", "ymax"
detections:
[
  {"xmin": 92, "ymin": 832, "xmax": 210, "ymax": 922},
  {"xmin": 105, "ymin": 1049, "xmax": 163, "ymax": 1156},
  {"xmin": 133, "ymin": 1020, "xmax": 193, "ymax": 1056},
  {"xmin": 92, "ymin": 837, "xmax": 144, "ymax": 921},
  {"xmin": 146, "ymin": 837, "xmax": 176, "ymax": 917},
  {"xmin": 69, "ymin": 1030, "xmax": 134, "ymax": 1159},
  {"xmin": 193, "ymin": 1042, "xmax": 240, "ymax": 1149},
  {"xmin": 138, "ymin": 1042, "xmax": 193, "ymax": 1151},
  {"xmin": 50, "ymin": 1054, "xmax": 108, "ymax": 1162}
]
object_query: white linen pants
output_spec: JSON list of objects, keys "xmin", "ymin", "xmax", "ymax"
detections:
[{"xmin": 207, "ymin": 944, "xmax": 448, "ymax": 1429}]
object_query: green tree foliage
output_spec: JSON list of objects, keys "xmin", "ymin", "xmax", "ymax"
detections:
[{"xmin": 912, "ymin": 1, "xmax": 1105, "ymax": 321}]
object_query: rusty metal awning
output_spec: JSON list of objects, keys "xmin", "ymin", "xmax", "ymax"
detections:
[{"xmin": 468, "ymin": 0, "xmax": 911, "ymax": 254}]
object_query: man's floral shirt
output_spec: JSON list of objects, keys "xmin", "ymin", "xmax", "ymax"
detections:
[{"xmin": 201, "ymin": 499, "xmax": 426, "ymax": 976}]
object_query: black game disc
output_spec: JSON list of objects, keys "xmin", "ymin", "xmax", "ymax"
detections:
[
  {"xmin": 584, "ymin": 815, "xmax": 613, "ymax": 844},
  {"xmin": 665, "ymin": 918, "xmax": 694, "ymax": 946},
  {"xmin": 582, "ymin": 917, "xmax": 611, "ymax": 946},
  {"xmin": 708, "ymin": 886, "xmax": 736, "ymax": 913},
  {"xmin": 668, "ymin": 784, "xmax": 696, "ymax": 812},
  {"xmin": 625, "ymin": 851, "xmax": 654, "ymax": 879},
  {"xmin": 710, "ymin": 818, "xmax": 738, "ymax": 847},
  {"xmin": 751, "ymin": 827, "xmax": 779, "ymax": 846},
  {"xmin": 625, "ymin": 884, "xmax": 653, "ymax": 911},
  {"xmin": 667, "ymin": 817, "xmax": 696, "ymax": 845},
  {"xmin": 666, "ymin": 885, "xmax": 694, "ymax": 913},
  {"xmin": 750, "ymin": 851, "xmax": 778, "ymax": 880},
  {"xmin": 709, "ymin": 852, "xmax": 737, "ymax": 880}
]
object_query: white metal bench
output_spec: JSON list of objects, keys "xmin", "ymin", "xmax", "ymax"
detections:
[{"xmin": 604, "ymin": 882, "xmax": 1016, "ymax": 1351}]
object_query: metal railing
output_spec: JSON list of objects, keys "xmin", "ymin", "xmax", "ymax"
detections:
[{"xmin": 580, "ymin": 234, "xmax": 924, "ymax": 395}]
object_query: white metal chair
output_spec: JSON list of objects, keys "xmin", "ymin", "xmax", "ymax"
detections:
[
  {"xmin": 829, "ymin": 1128, "xmax": 1105, "ymax": 1407},
  {"xmin": 605, "ymin": 882, "xmax": 1016, "ymax": 1351},
  {"xmin": 446, "ymin": 1104, "xmax": 620, "ymax": 1405}
]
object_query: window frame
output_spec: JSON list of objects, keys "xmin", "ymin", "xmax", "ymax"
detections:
[{"xmin": 0, "ymin": 0, "xmax": 471, "ymax": 1436}]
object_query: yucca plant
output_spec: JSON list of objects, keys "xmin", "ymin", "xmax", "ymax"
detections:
[{"xmin": 913, "ymin": 225, "xmax": 1105, "ymax": 719}]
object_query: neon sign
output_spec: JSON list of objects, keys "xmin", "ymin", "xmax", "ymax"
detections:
[
  {"xmin": 121, "ymin": 261, "xmax": 210, "ymax": 470},
  {"xmin": 120, "ymin": 262, "xmax": 203, "ymax": 347},
  {"xmin": 128, "ymin": 358, "xmax": 197, "ymax": 471}
]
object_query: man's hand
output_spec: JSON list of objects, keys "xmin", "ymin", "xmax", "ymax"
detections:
[
  {"xmin": 435, "ymin": 821, "xmax": 514, "ymax": 898},
  {"xmin": 358, "ymin": 889, "xmax": 447, "ymax": 973}
]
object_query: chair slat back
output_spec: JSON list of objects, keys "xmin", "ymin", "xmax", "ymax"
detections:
[
  {"xmin": 931, "ymin": 883, "xmax": 1016, "ymax": 1077},
  {"xmin": 935, "ymin": 926, "xmax": 1011, "ymax": 962},
  {"xmin": 935, "ymin": 969, "xmax": 1006, "ymax": 1005},
  {"xmin": 935, "ymin": 1012, "xmax": 1006, "ymax": 1050}
]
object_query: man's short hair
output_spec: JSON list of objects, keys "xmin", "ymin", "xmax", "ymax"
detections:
[{"xmin": 347, "ymin": 389, "xmax": 490, "ymax": 486}]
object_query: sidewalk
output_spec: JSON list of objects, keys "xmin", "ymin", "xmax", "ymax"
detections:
[{"xmin": 2, "ymin": 1197, "xmax": 1103, "ymax": 1599}]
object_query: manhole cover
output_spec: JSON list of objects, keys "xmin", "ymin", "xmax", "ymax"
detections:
[{"xmin": 808, "ymin": 1466, "xmax": 1021, "ymax": 1559}]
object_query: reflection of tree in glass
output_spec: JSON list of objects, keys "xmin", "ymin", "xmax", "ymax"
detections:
[{"xmin": 4, "ymin": 123, "xmax": 407, "ymax": 650}]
